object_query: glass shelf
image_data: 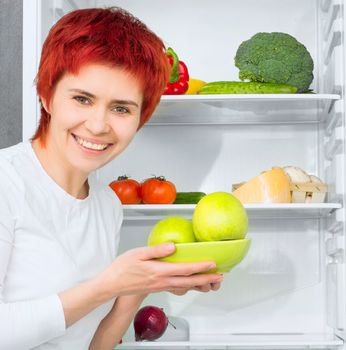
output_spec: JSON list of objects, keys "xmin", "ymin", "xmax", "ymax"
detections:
[
  {"xmin": 148, "ymin": 94, "xmax": 340, "ymax": 125},
  {"xmin": 123, "ymin": 203, "xmax": 342, "ymax": 221},
  {"xmin": 118, "ymin": 333, "xmax": 343, "ymax": 349}
]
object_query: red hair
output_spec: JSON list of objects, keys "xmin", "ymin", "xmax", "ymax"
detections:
[{"xmin": 32, "ymin": 7, "xmax": 170, "ymax": 146}]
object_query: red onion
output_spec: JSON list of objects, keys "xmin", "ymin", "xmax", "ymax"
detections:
[{"xmin": 134, "ymin": 306, "xmax": 168, "ymax": 341}]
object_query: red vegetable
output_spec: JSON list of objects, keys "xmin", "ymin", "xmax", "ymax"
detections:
[
  {"xmin": 109, "ymin": 176, "xmax": 141, "ymax": 204},
  {"xmin": 134, "ymin": 306, "xmax": 168, "ymax": 341},
  {"xmin": 164, "ymin": 47, "xmax": 189, "ymax": 95},
  {"xmin": 141, "ymin": 176, "xmax": 177, "ymax": 204}
]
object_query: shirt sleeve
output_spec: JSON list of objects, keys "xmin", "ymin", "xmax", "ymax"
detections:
[
  {"xmin": 0, "ymin": 159, "xmax": 66, "ymax": 349},
  {"xmin": 0, "ymin": 295, "xmax": 66, "ymax": 350}
]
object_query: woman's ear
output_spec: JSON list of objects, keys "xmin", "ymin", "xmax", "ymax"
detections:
[{"xmin": 40, "ymin": 97, "xmax": 50, "ymax": 114}]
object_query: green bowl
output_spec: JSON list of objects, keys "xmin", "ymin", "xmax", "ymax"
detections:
[{"xmin": 159, "ymin": 239, "xmax": 251, "ymax": 273}]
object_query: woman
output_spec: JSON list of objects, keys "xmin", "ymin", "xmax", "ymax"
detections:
[{"xmin": 0, "ymin": 7, "xmax": 223, "ymax": 350}]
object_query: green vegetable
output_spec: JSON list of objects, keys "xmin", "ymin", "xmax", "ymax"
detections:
[
  {"xmin": 174, "ymin": 192, "xmax": 207, "ymax": 204},
  {"xmin": 198, "ymin": 81, "xmax": 297, "ymax": 94},
  {"xmin": 234, "ymin": 32, "xmax": 314, "ymax": 93}
]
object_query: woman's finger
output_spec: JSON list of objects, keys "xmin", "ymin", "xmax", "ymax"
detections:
[
  {"xmin": 132, "ymin": 243, "xmax": 176, "ymax": 260},
  {"xmin": 167, "ymin": 273, "xmax": 223, "ymax": 290},
  {"xmin": 169, "ymin": 288, "xmax": 188, "ymax": 296},
  {"xmin": 194, "ymin": 284, "xmax": 212, "ymax": 293},
  {"xmin": 210, "ymin": 282, "xmax": 221, "ymax": 291},
  {"xmin": 149, "ymin": 259, "xmax": 217, "ymax": 277}
]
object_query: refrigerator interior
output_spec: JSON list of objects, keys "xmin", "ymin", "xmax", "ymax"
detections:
[{"xmin": 24, "ymin": 0, "xmax": 346, "ymax": 348}]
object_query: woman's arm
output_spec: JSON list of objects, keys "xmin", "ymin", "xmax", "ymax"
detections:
[{"xmin": 89, "ymin": 294, "xmax": 147, "ymax": 350}]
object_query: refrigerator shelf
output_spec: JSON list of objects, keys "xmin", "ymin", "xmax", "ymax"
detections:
[
  {"xmin": 150, "ymin": 94, "xmax": 341, "ymax": 125},
  {"xmin": 118, "ymin": 333, "xmax": 343, "ymax": 349},
  {"xmin": 123, "ymin": 203, "xmax": 342, "ymax": 221},
  {"xmin": 159, "ymin": 94, "xmax": 340, "ymax": 102}
]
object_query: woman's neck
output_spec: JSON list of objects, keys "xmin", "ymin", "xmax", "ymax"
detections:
[{"xmin": 31, "ymin": 138, "xmax": 89, "ymax": 199}]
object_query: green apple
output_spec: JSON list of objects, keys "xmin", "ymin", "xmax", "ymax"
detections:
[
  {"xmin": 147, "ymin": 216, "xmax": 196, "ymax": 246},
  {"xmin": 192, "ymin": 192, "xmax": 248, "ymax": 241}
]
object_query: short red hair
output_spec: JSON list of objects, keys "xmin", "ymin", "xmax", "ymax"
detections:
[{"xmin": 32, "ymin": 7, "xmax": 170, "ymax": 145}]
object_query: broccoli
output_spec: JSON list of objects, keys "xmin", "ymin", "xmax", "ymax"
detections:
[{"xmin": 234, "ymin": 32, "xmax": 314, "ymax": 92}]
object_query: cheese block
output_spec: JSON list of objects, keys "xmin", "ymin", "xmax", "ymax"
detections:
[{"xmin": 232, "ymin": 167, "xmax": 291, "ymax": 204}]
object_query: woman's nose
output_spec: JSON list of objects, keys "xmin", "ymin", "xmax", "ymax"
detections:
[{"xmin": 84, "ymin": 109, "xmax": 111, "ymax": 135}]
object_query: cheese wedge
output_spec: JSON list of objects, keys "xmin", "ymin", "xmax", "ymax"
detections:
[{"xmin": 232, "ymin": 167, "xmax": 291, "ymax": 204}]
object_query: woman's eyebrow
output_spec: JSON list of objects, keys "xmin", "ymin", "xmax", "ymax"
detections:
[
  {"xmin": 110, "ymin": 99, "xmax": 139, "ymax": 108},
  {"xmin": 69, "ymin": 88, "xmax": 95, "ymax": 98},
  {"xmin": 68, "ymin": 88, "xmax": 139, "ymax": 107}
]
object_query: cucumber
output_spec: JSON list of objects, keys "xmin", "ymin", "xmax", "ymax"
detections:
[
  {"xmin": 174, "ymin": 192, "xmax": 206, "ymax": 204},
  {"xmin": 197, "ymin": 81, "xmax": 297, "ymax": 94}
]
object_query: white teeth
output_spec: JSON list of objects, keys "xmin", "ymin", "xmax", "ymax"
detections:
[{"xmin": 74, "ymin": 135, "xmax": 108, "ymax": 150}]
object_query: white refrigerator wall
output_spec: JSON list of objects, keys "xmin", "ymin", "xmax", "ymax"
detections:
[
  {"xmin": 92, "ymin": 0, "xmax": 319, "ymax": 86},
  {"xmin": 100, "ymin": 125, "xmax": 319, "ymax": 194},
  {"xmin": 22, "ymin": 0, "xmax": 346, "ymax": 345}
]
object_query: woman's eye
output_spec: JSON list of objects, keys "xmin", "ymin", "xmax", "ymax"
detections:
[
  {"xmin": 112, "ymin": 106, "xmax": 129, "ymax": 114},
  {"xmin": 74, "ymin": 96, "xmax": 91, "ymax": 105}
]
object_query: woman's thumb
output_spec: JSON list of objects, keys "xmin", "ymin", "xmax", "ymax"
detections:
[{"xmin": 138, "ymin": 243, "xmax": 176, "ymax": 260}]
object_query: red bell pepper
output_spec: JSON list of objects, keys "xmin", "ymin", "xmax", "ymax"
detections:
[{"xmin": 164, "ymin": 47, "xmax": 189, "ymax": 95}]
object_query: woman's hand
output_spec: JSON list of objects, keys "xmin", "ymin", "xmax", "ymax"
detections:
[
  {"xmin": 58, "ymin": 243, "xmax": 222, "ymax": 328},
  {"xmin": 96, "ymin": 243, "xmax": 223, "ymax": 301}
]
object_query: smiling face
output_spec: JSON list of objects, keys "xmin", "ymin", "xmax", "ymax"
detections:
[{"xmin": 41, "ymin": 63, "xmax": 143, "ymax": 176}]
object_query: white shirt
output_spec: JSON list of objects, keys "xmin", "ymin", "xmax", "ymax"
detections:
[{"xmin": 0, "ymin": 141, "xmax": 123, "ymax": 350}]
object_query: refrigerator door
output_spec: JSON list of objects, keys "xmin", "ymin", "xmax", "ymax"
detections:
[{"xmin": 320, "ymin": 0, "xmax": 346, "ymax": 339}]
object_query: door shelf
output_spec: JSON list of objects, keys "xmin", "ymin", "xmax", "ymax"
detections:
[
  {"xmin": 123, "ymin": 203, "xmax": 342, "ymax": 221},
  {"xmin": 149, "ymin": 94, "xmax": 340, "ymax": 125},
  {"xmin": 118, "ymin": 333, "xmax": 343, "ymax": 349}
]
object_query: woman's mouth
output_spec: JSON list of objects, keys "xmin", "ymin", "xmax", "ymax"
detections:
[{"xmin": 72, "ymin": 133, "xmax": 111, "ymax": 152}]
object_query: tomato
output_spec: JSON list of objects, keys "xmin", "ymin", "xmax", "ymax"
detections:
[
  {"xmin": 141, "ymin": 176, "xmax": 177, "ymax": 204},
  {"xmin": 109, "ymin": 176, "xmax": 141, "ymax": 204}
]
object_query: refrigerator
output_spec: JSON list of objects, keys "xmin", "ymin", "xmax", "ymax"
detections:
[{"xmin": 22, "ymin": 0, "xmax": 346, "ymax": 349}]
